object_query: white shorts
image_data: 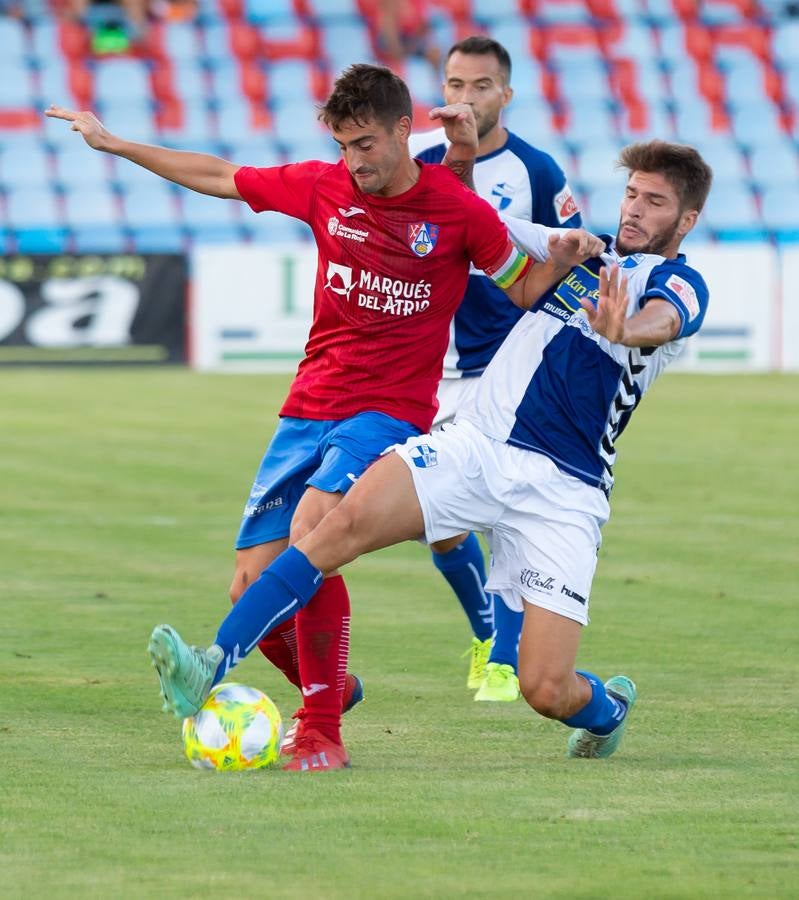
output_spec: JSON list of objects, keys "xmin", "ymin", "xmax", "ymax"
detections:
[
  {"xmin": 395, "ymin": 420, "xmax": 610, "ymax": 626},
  {"xmin": 432, "ymin": 376, "xmax": 481, "ymax": 428}
]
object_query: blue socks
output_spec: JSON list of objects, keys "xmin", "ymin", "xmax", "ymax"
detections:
[
  {"xmin": 488, "ymin": 595, "xmax": 523, "ymax": 671},
  {"xmin": 432, "ymin": 533, "xmax": 493, "ymax": 642},
  {"xmin": 561, "ymin": 671, "xmax": 628, "ymax": 735},
  {"xmin": 213, "ymin": 546, "xmax": 323, "ymax": 683}
]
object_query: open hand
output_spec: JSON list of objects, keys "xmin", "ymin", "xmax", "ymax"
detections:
[
  {"xmin": 44, "ymin": 105, "xmax": 113, "ymax": 151},
  {"xmin": 580, "ymin": 264, "xmax": 629, "ymax": 342}
]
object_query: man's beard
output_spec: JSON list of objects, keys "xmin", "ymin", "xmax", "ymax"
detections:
[
  {"xmin": 476, "ymin": 112, "xmax": 500, "ymax": 141},
  {"xmin": 615, "ymin": 215, "xmax": 681, "ymax": 257}
]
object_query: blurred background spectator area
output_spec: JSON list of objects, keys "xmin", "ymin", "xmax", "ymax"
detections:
[{"xmin": 0, "ymin": 0, "xmax": 798, "ymax": 254}]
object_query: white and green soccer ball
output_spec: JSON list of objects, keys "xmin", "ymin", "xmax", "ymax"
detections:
[{"xmin": 182, "ymin": 683, "xmax": 283, "ymax": 771}]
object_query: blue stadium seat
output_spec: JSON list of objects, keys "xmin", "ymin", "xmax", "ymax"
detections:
[
  {"xmin": 216, "ymin": 101, "xmax": 260, "ymax": 143},
  {"xmin": 554, "ymin": 60, "xmax": 610, "ymax": 105},
  {"xmin": 15, "ymin": 228, "xmax": 68, "ymax": 253},
  {"xmin": 760, "ymin": 184, "xmax": 799, "ymax": 241},
  {"xmin": 113, "ymin": 157, "xmax": 164, "ymax": 193},
  {"xmin": 94, "ymin": 58, "xmax": 153, "ymax": 104},
  {"xmin": 503, "ymin": 98, "xmax": 558, "ymax": 144},
  {"xmin": 771, "ymin": 20, "xmax": 799, "ymax": 66},
  {"xmin": 322, "ymin": 22, "xmax": 375, "ymax": 75},
  {"xmin": 672, "ymin": 102, "xmax": 721, "ymax": 145},
  {"xmin": 489, "ymin": 20, "xmax": 531, "ymax": 63},
  {"xmin": 63, "ymin": 186, "xmax": 119, "ymax": 228},
  {"xmin": 209, "ymin": 61, "xmax": 242, "ymax": 103},
  {"xmin": 95, "ymin": 100, "xmax": 157, "ymax": 144},
  {"xmin": 173, "ymin": 60, "xmax": 209, "ymax": 105},
  {"xmin": 694, "ymin": 137, "xmax": 748, "ymax": 182},
  {"xmin": 0, "ymin": 142, "xmax": 52, "ymax": 188},
  {"xmin": 305, "ymin": 0, "xmax": 360, "ymax": 22},
  {"xmin": 188, "ymin": 223, "xmax": 245, "ymax": 244},
  {"xmin": 123, "ymin": 185, "xmax": 181, "ymax": 228},
  {"xmin": 701, "ymin": 180, "xmax": 765, "ymax": 240},
  {"xmin": 266, "ymin": 60, "xmax": 315, "ymax": 104},
  {"xmin": 242, "ymin": 210, "xmax": 309, "ymax": 243},
  {"xmin": 749, "ymin": 139, "xmax": 799, "ymax": 190},
  {"xmin": 245, "ymin": 0, "xmax": 297, "ymax": 25},
  {"xmin": 619, "ymin": 99, "xmax": 675, "ymax": 141},
  {"xmin": 533, "ymin": 1, "xmax": 592, "ymax": 24},
  {"xmin": 130, "ymin": 225, "xmax": 186, "ymax": 252},
  {"xmin": 54, "ymin": 143, "xmax": 112, "ymax": 187},
  {"xmin": 72, "ymin": 225, "xmax": 128, "ymax": 253},
  {"xmin": 575, "ymin": 140, "xmax": 626, "ymax": 188},
  {"xmin": 225, "ymin": 137, "xmax": 283, "ymax": 167},
  {"xmin": 37, "ymin": 58, "xmax": 72, "ymax": 109},
  {"xmin": 0, "ymin": 19, "xmax": 28, "ymax": 61},
  {"xmin": 180, "ymin": 189, "xmax": 240, "ymax": 226},
  {"xmin": 728, "ymin": 100, "xmax": 784, "ymax": 148},
  {"xmin": 506, "ymin": 57, "xmax": 546, "ymax": 104},
  {"xmin": 627, "ymin": 60, "xmax": 670, "ymax": 105},
  {"xmin": 584, "ymin": 184, "xmax": 622, "ymax": 234},
  {"xmin": 160, "ymin": 100, "xmax": 216, "ymax": 144},
  {"xmin": 562, "ymin": 100, "xmax": 619, "ymax": 146},
  {"xmin": 201, "ymin": 22, "xmax": 232, "ymax": 67},
  {"xmin": 29, "ymin": 20, "xmax": 61, "ymax": 63},
  {"xmin": 164, "ymin": 23, "xmax": 203, "ymax": 62},
  {"xmin": 0, "ymin": 62, "xmax": 36, "ymax": 106},
  {"xmin": 604, "ymin": 21, "xmax": 660, "ymax": 62},
  {"xmin": 281, "ymin": 135, "xmax": 337, "ymax": 163},
  {"xmin": 405, "ymin": 58, "xmax": 442, "ymax": 107},
  {"xmin": 472, "ymin": 0, "xmax": 522, "ymax": 25},
  {"xmin": 271, "ymin": 98, "xmax": 328, "ymax": 144},
  {"xmin": 6, "ymin": 186, "xmax": 61, "ymax": 228}
]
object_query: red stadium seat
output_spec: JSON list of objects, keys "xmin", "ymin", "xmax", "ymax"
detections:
[
  {"xmin": 58, "ymin": 21, "xmax": 91, "ymax": 60},
  {"xmin": 230, "ymin": 20, "xmax": 260, "ymax": 60}
]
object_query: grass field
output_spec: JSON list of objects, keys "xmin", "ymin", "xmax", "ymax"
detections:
[{"xmin": 2, "ymin": 368, "xmax": 797, "ymax": 899}]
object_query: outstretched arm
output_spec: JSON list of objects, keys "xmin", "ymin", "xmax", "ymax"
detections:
[
  {"xmin": 581, "ymin": 265, "xmax": 680, "ymax": 347},
  {"xmin": 44, "ymin": 105, "xmax": 242, "ymax": 200},
  {"xmin": 503, "ymin": 230, "xmax": 606, "ymax": 310}
]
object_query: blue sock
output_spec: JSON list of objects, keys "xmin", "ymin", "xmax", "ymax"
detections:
[
  {"xmin": 432, "ymin": 532, "xmax": 493, "ymax": 641},
  {"xmin": 213, "ymin": 546, "xmax": 323, "ymax": 684},
  {"xmin": 561, "ymin": 671, "xmax": 628, "ymax": 735},
  {"xmin": 487, "ymin": 595, "xmax": 523, "ymax": 671}
]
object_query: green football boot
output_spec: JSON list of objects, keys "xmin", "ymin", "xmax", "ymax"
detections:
[
  {"xmin": 567, "ymin": 675, "xmax": 637, "ymax": 759},
  {"xmin": 148, "ymin": 624, "xmax": 224, "ymax": 719},
  {"xmin": 474, "ymin": 662, "xmax": 521, "ymax": 702},
  {"xmin": 463, "ymin": 637, "xmax": 492, "ymax": 690}
]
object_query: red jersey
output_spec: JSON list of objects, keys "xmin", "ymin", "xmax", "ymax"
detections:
[{"xmin": 234, "ymin": 159, "xmax": 530, "ymax": 431}]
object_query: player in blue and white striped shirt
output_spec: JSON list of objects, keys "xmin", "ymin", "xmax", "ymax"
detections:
[{"xmin": 409, "ymin": 36, "xmax": 582, "ymax": 701}]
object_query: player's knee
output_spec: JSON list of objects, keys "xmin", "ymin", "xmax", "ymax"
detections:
[{"xmin": 519, "ymin": 675, "xmax": 570, "ymax": 720}]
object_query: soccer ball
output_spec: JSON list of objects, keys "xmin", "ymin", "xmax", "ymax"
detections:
[{"xmin": 182, "ymin": 683, "xmax": 283, "ymax": 771}]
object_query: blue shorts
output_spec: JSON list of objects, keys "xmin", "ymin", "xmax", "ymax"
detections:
[{"xmin": 236, "ymin": 411, "xmax": 420, "ymax": 549}]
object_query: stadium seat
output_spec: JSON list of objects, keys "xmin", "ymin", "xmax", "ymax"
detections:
[
  {"xmin": 95, "ymin": 100, "xmax": 158, "ymax": 145},
  {"xmin": 749, "ymin": 139, "xmax": 799, "ymax": 190},
  {"xmin": 561, "ymin": 99, "xmax": 619, "ymax": 145},
  {"xmin": 123, "ymin": 185, "xmax": 181, "ymax": 228},
  {"xmin": 180, "ymin": 189, "xmax": 241, "ymax": 227},
  {"xmin": 0, "ymin": 19, "xmax": 28, "ymax": 62},
  {"xmin": 188, "ymin": 223, "xmax": 245, "ymax": 244},
  {"xmin": 163, "ymin": 22, "xmax": 204, "ymax": 62},
  {"xmin": 0, "ymin": 62, "xmax": 36, "ymax": 107},
  {"xmin": 701, "ymin": 180, "xmax": 765, "ymax": 240},
  {"xmin": 94, "ymin": 59, "xmax": 153, "ymax": 105},
  {"xmin": 0, "ymin": 142, "xmax": 52, "ymax": 188},
  {"xmin": 266, "ymin": 60, "xmax": 316, "ymax": 104},
  {"xmin": 15, "ymin": 227, "xmax": 69, "ymax": 253},
  {"xmin": 575, "ymin": 140, "xmax": 627, "ymax": 187},
  {"xmin": 728, "ymin": 99, "xmax": 785, "ymax": 147},
  {"xmin": 130, "ymin": 225, "xmax": 186, "ymax": 252},
  {"xmin": 173, "ymin": 60, "xmax": 210, "ymax": 104},
  {"xmin": 6, "ymin": 186, "xmax": 61, "ymax": 229},
  {"xmin": 244, "ymin": 0, "xmax": 297, "ymax": 24},
  {"xmin": 503, "ymin": 98, "xmax": 559, "ymax": 143},
  {"xmin": 72, "ymin": 225, "xmax": 128, "ymax": 253},
  {"xmin": 584, "ymin": 183, "xmax": 621, "ymax": 233},
  {"xmin": 242, "ymin": 210, "xmax": 310, "ymax": 243},
  {"xmin": 472, "ymin": 0, "xmax": 523, "ymax": 24},
  {"xmin": 225, "ymin": 137, "xmax": 283, "ymax": 167},
  {"xmin": 553, "ymin": 58, "xmax": 611, "ymax": 102},
  {"xmin": 63, "ymin": 186, "xmax": 119, "ymax": 228},
  {"xmin": 281, "ymin": 135, "xmax": 338, "ymax": 163},
  {"xmin": 54, "ymin": 143, "xmax": 112, "ymax": 187},
  {"xmin": 305, "ymin": 0, "xmax": 362, "ymax": 22},
  {"xmin": 760, "ymin": 185, "xmax": 799, "ymax": 242},
  {"xmin": 160, "ymin": 100, "xmax": 216, "ymax": 143},
  {"xmin": 404, "ymin": 58, "xmax": 443, "ymax": 107},
  {"xmin": 321, "ymin": 22, "xmax": 376, "ymax": 75},
  {"xmin": 693, "ymin": 137, "xmax": 748, "ymax": 182}
]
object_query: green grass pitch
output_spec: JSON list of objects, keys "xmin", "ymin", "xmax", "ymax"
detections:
[{"xmin": 2, "ymin": 369, "xmax": 797, "ymax": 899}]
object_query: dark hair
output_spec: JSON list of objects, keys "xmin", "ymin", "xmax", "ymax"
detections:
[
  {"xmin": 446, "ymin": 36, "xmax": 512, "ymax": 83},
  {"xmin": 319, "ymin": 63, "xmax": 412, "ymax": 131},
  {"xmin": 618, "ymin": 140, "xmax": 713, "ymax": 213}
]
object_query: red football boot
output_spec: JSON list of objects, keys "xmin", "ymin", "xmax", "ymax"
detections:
[
  {"xmin": 282, "ymin": 728, "xmax": 351, "ymax": 772},
  {"xmin": 280, "ymin": 673, "xmax": 363, "ymax": 757}
]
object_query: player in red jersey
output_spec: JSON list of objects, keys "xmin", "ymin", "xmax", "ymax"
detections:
[{"xmin": 47, "ymin": 64, "xmax": 601, "ymax": 771}]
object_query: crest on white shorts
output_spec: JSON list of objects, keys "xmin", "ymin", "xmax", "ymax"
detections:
[{"xmin": 409, "ymin": 444, "xmax": 438, "ymax": 468}]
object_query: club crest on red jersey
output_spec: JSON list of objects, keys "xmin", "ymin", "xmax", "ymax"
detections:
[{"xmin": 407, "ymin": 222, "xmax": 439, "ymax": 257}]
